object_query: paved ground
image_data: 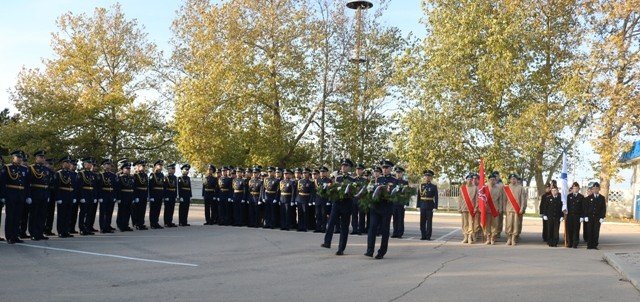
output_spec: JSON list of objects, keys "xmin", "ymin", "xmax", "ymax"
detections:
[{"xmin": 1, "ymin": 207, "xmax": 639, "ymax": 302}]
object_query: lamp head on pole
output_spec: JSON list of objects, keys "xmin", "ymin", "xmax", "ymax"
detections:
[{"xmin": 346, "ymin": 1, "xmax": 373, "ymax": 10}]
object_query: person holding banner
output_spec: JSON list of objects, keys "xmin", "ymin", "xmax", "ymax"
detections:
[
  {"xmin": 458, "ymin": 173, "xmax": 478, "ymax": 244},
  {"xmin": 485, "ymin": 173, "xmax": 504, "ymax": 245},
  {"xmin": 504, "ymin": 174, "xmax": 527, "ymax": 246}
]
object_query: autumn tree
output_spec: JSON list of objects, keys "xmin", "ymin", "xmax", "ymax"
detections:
[{"xmin": 3, "ymin": 4, "xmax": 175, "ymax": 162}]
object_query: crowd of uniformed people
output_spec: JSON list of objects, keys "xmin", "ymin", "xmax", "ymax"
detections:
[{"xmin": 1, "ymin": 149, "xmax": 607, "ymax": 258}]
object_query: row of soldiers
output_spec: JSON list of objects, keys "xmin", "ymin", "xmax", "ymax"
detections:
[
  {"xmin": 0, "ymin": 150, "xmax": 195, "ymax": 243},
  {"xmin": 200, "ymin": 158, "xmax": 439, "ymax": 259},
  {"xmin": 457, "ymin": 173, "xmax": 607, "ymax": 249}
]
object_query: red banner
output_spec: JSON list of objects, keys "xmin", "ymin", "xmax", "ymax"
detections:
[
  {"xmin": 461, "ymin": 185, "xmax": 475, "ymax": 218},
  {"xmin": 504, "ymin": 186, "xmax": 522, "ymax": 214}
]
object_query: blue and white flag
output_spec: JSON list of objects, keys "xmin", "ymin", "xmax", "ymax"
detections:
[{"xmin": 561, "ymin": 152, "xmax": 569, "ymax": 212}]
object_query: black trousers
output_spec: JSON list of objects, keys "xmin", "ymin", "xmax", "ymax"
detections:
[
  {"xmin": 296, "ymin": 203, "xmax": 308, "ymax": 231},
  {"xmin": 19, "ymin": 203, "xmax": 29, "ymax": 236},
  {"xmin": 351, "ymin": 198, "xmax": 359, "ymax": 233},
  {"xmin": 542, "ymin": 218, "xmax": 548, "ymax": 242},
  {"xmin": 164, "ymin": 198, "xmax": 176, "ymax": 225},
  {"xmin": 56, "ymin": 200, "xmax": 71, "ymax": 235},
  {"xmin": 546, "ymin": 217, "xmax": 561, "ymax": 246},
  {"xmin": 131, "ymin": 199, "xmax": 148, "ymax": 227},
  {"xmin": 44, "ymin": 199, "xmax": 56, "ymax": 233},
  {"xmin": 204, "ymin": 195, "xmax": 215, "ymax": 224},
  {"xmin": 28, "ymin": 196, "xmax": 48, "ymax": 238},
  {"xmin": 585, "ymin": 219, "xmax": 601, "ymax": 248},
  {"xmin": 148, "ymin": 198, "xmax": 163, "ymax": 227},
  {"xmin": 87, "ymin": 201, "xmax": 98, "ymax": 230},
  {"xmin": 392, "ymin": 203, "xmax": 405, "ymax": 237},
  {"xmin": 324, "ymin": 201, "xmax": 352, "ymax": 252},
  {"xmin": 420, "ymin": 207, "xmax": 434, "ymax": 239},
  {"xmin": 314, "ymin": 202, "xmax": 326, "ymax": 232},
  {"xmin": 280, "ymin": 201, "xmax": 291, "ymax": 230},
  {"xmin": 5, "ymin": 193, "xmax": 26, "ymax": 241},
  {"xmin": 367, "ymin": 204, "xmax": 392, "ymax": 257},
  {"xmin": 116, "ymin": 199, "xmax": 132, "ymax": 230},
  {"xmin": 99, "ymin": 201, "xmax": 115, "ymax": 231},
  {"xmin": 179, "ymin": 197, "xmax": 191, "ymax": 225},
  {"xmin": 566, "ymin": 215, "xmax": 581, "ymax": 247},
  {"xmin": 70, "ymin": 202, "xmax": 79, "ymax": 232},
  {"xmin": 78, "ymin": 201, "xmax": 91, "ymax": 232}
]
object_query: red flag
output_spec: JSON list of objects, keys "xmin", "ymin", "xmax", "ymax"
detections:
[{"xmin": 478, "ymin": 159, "xmax": 488, "ymax": 228}]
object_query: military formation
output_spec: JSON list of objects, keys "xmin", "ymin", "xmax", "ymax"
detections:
[{"xmin": 1, "ymin": 150, "xmax": 607, "ymax": 257}]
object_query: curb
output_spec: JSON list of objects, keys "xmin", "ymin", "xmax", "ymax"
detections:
[{"xmin": 604, "ymin": 252, "xmax": 640, "ymax": 293}]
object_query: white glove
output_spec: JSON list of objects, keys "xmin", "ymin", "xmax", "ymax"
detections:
[
  {"xmin": 98, "ymin": 199, "xmax": 103, "ymax": 203},
  {"xmin": 543, "ymin": 216, "xmax": 548, "ymax": 221},
  {"xmin": 326, "ymin": 202, "xmax": 330, "ymax": 206},
  {"xmin": 93, "ymin": 199, "xmax": 97, "ymax": 203},
  {"xmin": 311, "ymin": 202, "xmax": 315, "ymax": 206},
  {"xmin": 579, "ymin": 217, "xmax": 584, "ymax": 223},
  {"xmin": 599, "ymin": 218, "xmax": 604, "ymax": 223},
  {"xmin": 0, "ymin": 198, "xmax": 5, "ymax": 203},
  {"xmin": 291, "ymin": 202, "xmax": 295, "ymax": 207},
  {"xmin": 404, "ymin": 205, "xmax": 408, "ymax": 209},
  {"xmin": 149, "ymin": 198, "xmax": 155, "ymax": 202},
  {"xmin": 584, "ymin": 217, "xmax": 589, "ymax": 222},
  {"xmin": 116, "ymin": 200, "xmax": 121, "ymax": 204},
  {"xmin": 228, "ymin": 198, "xmax": 233, "ymax": 203},
  {"xmin": 179, "ymin": 197, "xmax": 183, "ymax": 202},
  {"xmin": 26, "ymin": 198, "xmax": 32, "ymax": 205},
  {"xmin": 258, "ymin": 201, "xmax": 262, "ymax": 205},
  {"xmin": 323, "ymin": 183, "xmax": 328, "ymax": 189},
  {"xmin": 56, "ymin": 200, "xmax": 62, "ymax": 205},
  {"xmin": 273, "ymin": 199, "xmax": 278, "ymax": 204},
  {"xmin": 47, "ymin": 198, "xmax": 50, "ymax": 203},
  {"xmin": 80, "ymin": 199, "xmax": 86, "ymax": 204},
  {"xmin": 432, "ymin": 209, "xmax": 437, "ymax": 213},
  {"xmin": 72, "ymin": 199, "xmax": 77, "ymax": 204},
  {"xmin": 560, "ymin": 217, "xmax": 564, "ymax": 222},
  {"xmin": 134, "ymin": 198, "xmax": 139, "ymax": 203}
]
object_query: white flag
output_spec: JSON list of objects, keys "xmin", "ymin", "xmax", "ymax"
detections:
[{"xmin": 561, "ymin": 152, "xmax": 569, "ymax": 212}]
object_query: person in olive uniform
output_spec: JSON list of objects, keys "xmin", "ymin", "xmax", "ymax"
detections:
[
  {"xmin": 98, "ymin": 159, "xmax": 119, "ymax": 233},
  {"xmin": 77, "ymin": 157, "xmax": 98, "ymax": 235},
  {"xmin": 418, "ymin": 170, "xmax": 438, "ymax": 240},
  {"xmin": 458, "ymin": 173, "xmax": 478, "ymax": 244},
  {"xmin": 542, "ymin": 186, "xmax": 563, "ymax": 247},
  {"xmin": 148, "ymin": 160, "xmax": 166, "ymax": 229},
  {"xmin": 51, "ymin": 156, "xmax": 75, "ymax": 237},
  {"xmin": 583, "ymin": 182, "xmax": 607, "ymax": 250},
  {"xmin": 1, "ymin": 150, "xmax": 30, "ymax": 244},
  {"xmin": 566, "ymin": 182, "xmax": 583, "ymax": 248},
  {"xmin": 26, "ymin": 150, "xmax": 53, "ymax": 240},
  {"xmin": 365, "ymin": 159, "xmax": 397, "ymax": 259},
  {"xmin": 178, "ymin": 164, "xmax": 192, "ymax": 226},
  {"xmin": 163, "ymin": 163, "xmax": 178, "ymax": 227},
  {"xmin": 116, "ymin": 161, "xmax": 135, "ymax": 232},
  {"xmin": 132, "ymin": 159, "xmax": 149, "ymax": 230}
]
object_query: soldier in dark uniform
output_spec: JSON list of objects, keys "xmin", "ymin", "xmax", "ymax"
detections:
[
  {"xmin": 217, "ymin": 166, "xmax": 232, "ymax": 225},
  {"xmin": 68, "ymin": 159, "xmax": 80, "ymax": 234},
  {"xmin": 258, "ymin": 170, "xmax": 268, "ymax": 226},
  {"xmin": 418, "ymin": 170, "xmax": 438, "ymax": 240},
  {"xmin": 1, "ymin": 150, "xmax": 30, "ymax": 243},
  {"xmin": 243, "ymin": 167, "xmax": 252, "ymax": 226},
  {"xmin": 351, "ymin": 163, "xmax": 367, "ymax": 235},
  {"xmin": 116, "ymin": 161, "xmax": 135, "ymax": 232},
  {"xmin": 295, "ymin": 167, "xmax": 315, "ymax": 232},
  {"xmin": 314, "ymin": 166, "xmax": 332, "ymax": 233},
  {"xmin": 365, "ymin": 159, "xmax": 397, "ymax": 259},
  {"xmin": 248, "ymin": 167, "xmax": 263, "ymax": 228},
  {"xmin": 322, "ymin": 158, "xmax": 354, "ymax": 255},
  {"xmin": 291, "ymin": 167, "xmax": 303, "ymax": 229},
  {"xmin": 272, "ymin": 168, "xmax": 283, "ymax": 228},
  {"xmin": 148, "ymin": 160, "xmax": 165, "ymax": 229},
  {"xmin": 86, "ymin": 164, "xmax": 101, "ymax": 233},
  {"xmin": 132, "ymin": 159, "xmax": 149, "ymax": 230},
  {"xmin": 164, "ymin": 163, "xmax": 178, "ymax": 227},
  {"xmin": 542, "ymin": 185, "xmax": 563, "ymax": 247},
  {"xmin": 76, "ymin": 157, "xmax": 98, "ymax": 235},
  {"xmin": 391, "ymin": 166, "xmax": 408, "ymax": 239},
  {"xmin": 262, "ymin": 167, "xmax": 279, "ymax": 229},
  {"xmin": 279, "ymin": 169, "xmax": 295, "ymax": 230},
  {"xmin": 203, "ymin": 164, "xmax": 218, "ymax": 225},
  {"xmin": 307, "ymin": 169, "xmax": 319, "ymax": 231},
  {"xmin": 26, "ymin": 150, "xmax": 52, "ymax": 240},
  {"xmin": 566, "ymin": 182, "xmax": 583, "ymax": 248},
  {"xmin": 583, "ymin": 182, "xmax": 606, "ymax": 250},
  {"xmin": 232, "ymin": 167, "xmax": 248, "ymax": 226},
  {"xmin": 43, "ymin": 157, "xmax": 57, "ymax": 236},
  {"xmin": 539, "ymin": 182, "xmax": 552, "ymax": 242},
  {"xmin": 51, "ymin": 156, "xmax": 75, "ymax": 237},
  {"xmin": 178, "ymin": 164, "xmax": 192, "ymax": 226},
  {"xmin": 97, "ymin": 159, "xmax": 118, "ymax": 233}
]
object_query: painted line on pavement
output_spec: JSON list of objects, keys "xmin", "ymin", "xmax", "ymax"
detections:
[
  {"xmin": 16, "ymin": 243, "xmax": 198, "ymax": 267},
  {"xmin": 435, "ymin": 228, "xmax": 460, "ymax": 242}
]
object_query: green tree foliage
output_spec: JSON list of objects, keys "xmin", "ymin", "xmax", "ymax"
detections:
[{"xmin": 2, "ymin": 4, "xmax": 174, "ymax": 163}]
